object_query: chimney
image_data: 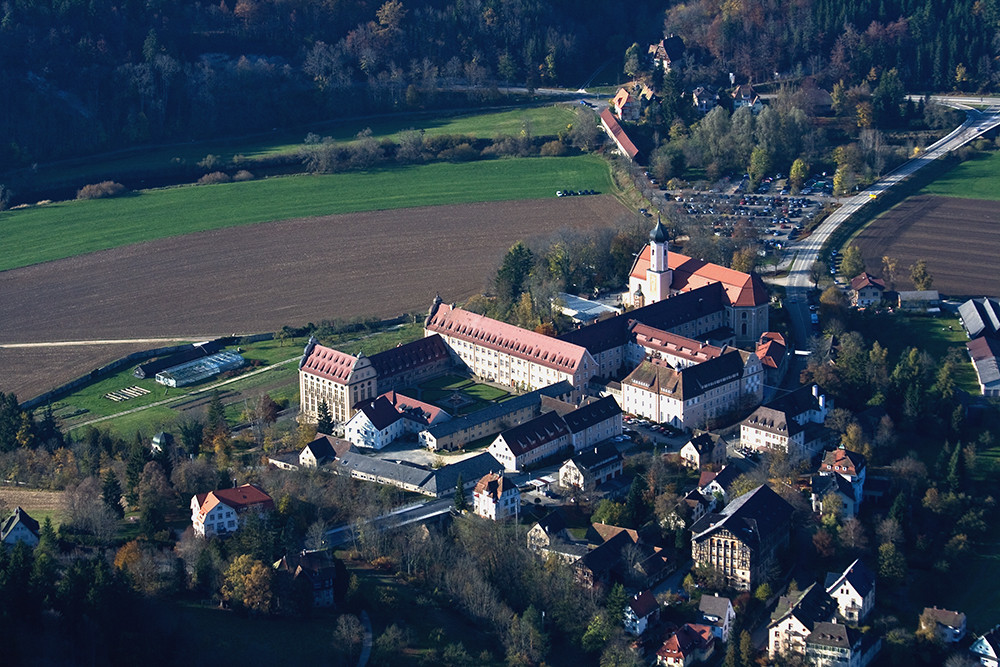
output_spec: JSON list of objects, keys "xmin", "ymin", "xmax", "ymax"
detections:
[{"xmin": 812, "ymin": 385, "xmax": 819, "ymax": 397}]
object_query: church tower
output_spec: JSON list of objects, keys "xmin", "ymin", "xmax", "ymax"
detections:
[{"xmin": 646, "ymin": 216, "xmax": 672, "ymax": 304}]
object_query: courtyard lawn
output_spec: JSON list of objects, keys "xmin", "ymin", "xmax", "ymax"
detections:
[
  {"xmin": 462, "ymin": 384, "xmax": 510, "ymax": 402},
  {"xmin": 418, "ymin": 374, "xmax": 472, "ymax": 391},
  {"xmin": 920, "ymin": 151, "xmax": 1000, "ymax": 201},
  {"xmin": 0, "ymin": 155, "xmax": 613, "ymax": 271}
]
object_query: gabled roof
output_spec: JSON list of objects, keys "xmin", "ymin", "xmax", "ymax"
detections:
[
  {"xmin": 629, "ymin": 246, "xmax": 768, "ymax": 308},
  {"xmin": 628, "ymin": 590, "xmax": 659, "ymax": 618},
  {"xmin": 959, "ymin": 297, "xmax": 1000, "ymax": 338},
  {"xmin": 968, "ymin": 336, "xmax": 1000, "ymax": 386},
  {"xmin": 382, "ymin": 391, "xmax": 450, "ymax": 426},
  {"xmin": 612, "ymin": 87, "xmax": 635, "ymax": 109},
  {"xmin": 420, "ymin": 453, "xmax": 504, "ymax": 497},
  {"xmin": 367, "ymin": 334, "xmax": 451, "ymax": 379},
  {"xmin": 691, "ymin": 485, "xmax": 793, "ymax": 550},
  {"xmin": 657, "ymin": 623, "xmax": 713, "ymax": 660},
  {"xmin": 301, "ymin": 433, "xmax": 345, "ymax": 462},
  {"xmin": 563, "ymin": 396, "xmax": 621, "ymax": 433},
  {"xmin": 1, "ymin": 506, "xmax": 39, "ymax": 541},
  {"xmin": 425, "ymin": 303, "xmax": 591, "ymax": 374},
  {"xmin": 648, "ymin": 35, "xmax": 685, "ymax": 62},
  {"xmin": 850, "ymin": 272, "xmax": 885, "ymax": 291},
  {"xmin": 806, "ymin": 622, "xmax": 858, "ymax": 649},
  {"xmin": 560, "ymin": 282, "xmax": 727, "ymax": 355},
  {"xmin": 569, "ymin": 443, "xmax": 623, "ymax": 472},
  {"xmin": 196, "ymin": 484, "xmax": 275, "ymax": 521},
  {"xmin": 699, "ymin": 594, "xmax": 733, "ymax": 620},
  {"xmin": 812, "ymin": 473, "xmax": 854, "ymax": 500},
  {"xmin": 630, "ymin": 323, "xmax": 724, "ymax": 363},
  {"xmin": 686, "ymin": 432, "xmax": 719, "ymax": 455},
  {"xmin": 474, "ymin": 471, "xmax": 518, "ymax": 501},
  {"xmin": 599, "ymin": 108, "xmax": 640, "ymax": 159},
  {"xmin": 744, "ymin": 385, "xmax": 822, "ymax": 435},
  {"xmin": 337, "ymin": 452, "xmax": 433, "ymax": 488},
  {"xmin": 698, "ymin": 460, "xmax": 750, "ymax": 495},
  {"xmin": 971, "ymin": 627, "xmax": 1000, "ymax": 659},
  {"xmin": 299, "ymin": 341, "xmax": 358, "ymax": 383},
  {"xmin": 820, "ymin": 446, "xmax": 866, "ymax": 475},
  {"xmin": 534, "ymin": 509, "xmax": 567, "ymax": 536},
  {"xmin": 496, "ymin": 411, "xmax": 570, "ymax": 457},
  {"xmin": 756, "ymin": 333, "xmax": 786, "ymax": 369},
  {"xmin": 770, "ymin": 582, "xmax": 837, "ymax": 628},
  {"xmin": 623, "ymin": 352, "xmax": 744, "ymax": 401},
  {"xmin": 825, "ymin": 559, "xmax": 875, "ymax": 599},
  {"xmin": 356, "ymin": 395, "xmax": 403, "ymax": 430},
  {"xmin": 921, "ymin": 606, "xmax": 966, "ymax": 629}
]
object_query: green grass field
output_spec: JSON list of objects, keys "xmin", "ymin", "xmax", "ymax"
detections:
[
  {"xmin": 13, "ymin": 106, "xmax": 575, "ymax": 194},
  {"xmin": 920, "ymin": 150, "xmax": 1000, "ymax": 201},
  {"xmin": 0, "ymin": 155, "xmax": 613, "ymax": 271}
]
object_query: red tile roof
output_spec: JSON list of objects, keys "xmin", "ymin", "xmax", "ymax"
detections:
[
  {"xmin": 850, "ymin": 273, "xmax": 885, "ymax": 291},
  {"xmin": 425, "ymin": 303, "xmax": 590, "ymax": 374},
  {"xmin": 631, "ymin": 322, "xmax": 724, "ymax": 362},
  {"xmin": 196, "ymin": 483, "xmax": 274, "ymax": 520},
  {"xmin": 599, "ymin": 108, "xmax": 639, "ymax": 159},
  {"xmin": 657, "ymin": 623, "xmax": 714, "ymax": 660},
  {"xmin": 630, "ymin": 246, "xmax": 768, "ymax": 307},
  {"xmin": 756, "ymin": 334, "xmax": 786, "ymax": 369},
  {"xmin": 474, "ymin": 471, "xmax": 518, "ymax": 500},
  {"xmin": 382, "ymin": 391, "xmax": 450, "ymax": 425},
  {"xmin": 629, "ymin": 590, "xmax": 659, "ymax": 618},
  {"xmin": 300, "ymin": 343, "xmax": 358, "ymax": 383}
]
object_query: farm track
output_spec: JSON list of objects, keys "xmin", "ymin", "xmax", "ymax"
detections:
[
  {"xmin": 852, "ymin": 195, "xmax": 1000, "ymax": 298},
  {"xmin": 0, "ymin": 196, "xmax": 629, "ymax": 400}
]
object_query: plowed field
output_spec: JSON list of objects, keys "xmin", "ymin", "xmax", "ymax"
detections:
[
  {"xmin": 0, "ymin": 196, "xmax": 629, "ymax": 400},
  {"xmin": 852, "ymin": 195, "xmax": 1000, "ymax": 297}
]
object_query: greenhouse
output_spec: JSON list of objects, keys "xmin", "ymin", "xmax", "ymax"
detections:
[{"xmin": 155, "ymin": 351, "xmax": 246, "ymax": 387}]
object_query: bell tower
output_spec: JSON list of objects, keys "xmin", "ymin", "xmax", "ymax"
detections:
[{"xmin": 646, "ymin": 216, "xmax": 672, "ymax": 303}]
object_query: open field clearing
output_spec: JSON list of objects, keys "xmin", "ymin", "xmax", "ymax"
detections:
[
  {"xmin": 0, "ymin": 155, "xmax": 612, "ymax": 271},
  {"xmin": 5, "ymin": 105, "xmax": 576, "ymax": 199},
  {"xmin": 0, "ymin": 195, "xmax": 630, "ymax": 402},
  {"xmin": 0, "ymin": 487, "xmax": 66, "ymax": 526},
  {"xmin": 920, "ymin": 150, "xmax": 1000, "ymax": 201},
  {"xmin": 851, "ymin": 195, "xmax": 1000, "ymax": 298}
]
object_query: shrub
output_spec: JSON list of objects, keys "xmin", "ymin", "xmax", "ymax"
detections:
[
  {"xmin": 76, "ymin": 181, "xmax": 128, "ymax": 200},
  {"xmin": 197, "ymin": 171, "xmax": 232, "ymax": 185},
  {"xmin": 540, "ymin": 140, "xmax": 567, "ymax": 156},
  {"xmin": 232, "ymin": 170, "xmax": 255, "ymax": 182},
  {"xmin": 438, "ymin": 143, "xmax": 480, "ymax": 162}
]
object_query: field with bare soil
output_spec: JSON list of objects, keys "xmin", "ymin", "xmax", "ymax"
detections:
[
  {"xmin": 0, "ymin": 487, "xmax": 66, "ymax": 525},
  {"xmin": 852, "ymin": 195, "xmax": 1000, "ymax": 298},
  {"xmin": 0, "ymin": 196, "xmax": 630, "ymax": 400}
]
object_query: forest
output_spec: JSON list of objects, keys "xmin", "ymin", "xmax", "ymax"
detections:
[{"xmin": 2, "ymin": 0, "xmax": 998, "ymax": 171}]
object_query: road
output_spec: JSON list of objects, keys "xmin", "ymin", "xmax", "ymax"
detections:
[{"xmin": 782, "ymin": 100, "xmax": 1000, "ymax": 349}]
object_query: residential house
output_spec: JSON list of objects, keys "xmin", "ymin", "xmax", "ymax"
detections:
[
  {"xmin": 527, "ymin": 510, "xmax": 571, "ymax": 554},
  {"xmin": 967, "ymin": 335, "xmax": 1000, "ymax": 397},
  {"xmin": 699, "ymin": 594, "xmax": 736, "ymax": 642},
  {"xmin": 805, "ymin": 622, "xmax": 863, "ymax": 667},
  {"xmin": 959, "ymin": 297, "xmax": 1000, "ymax": 339},
  {"xmin": 576, "ymin": 525, "xmax": 670, "ymax": 589},
  {"xmin": 825, "ymin": 559, "xmax": 876, "ymax": 624},
  {"xmin": 732, "ymin": 84, "xmax": 762, "ymax": 113},
  {"xmin": 690, "ymin": 485, "xmax": 793, "ymax": 591},
  {"xmin": 850, "ymin": 273, "xmax": 886, "ymax": 308},
  {"xmin": 344, "ymin": 395, "xmax": 407, "ymax": 450},
  {"xmin": 920, "ymin": 607, "xmax": 967, "ymax": 644},
  {"xmin": 599, "ymin": 108, "xmax": 640, "ymax": 161},
  {"xmin": 299, "ymin": 432, "xmax": 353, "ymax": 468},
  {"xmin": 1, "ymin": 507, "xmax": 40, "ymax": 548},
  {"xmin": 656, "ymin": 623, "xmax": 715, "ymax": 667},
  {"xmin": 897, "ymin": 290, "xmax": 940, "ymax": 313},
  {"xmin": 741, "ymin": 384, "xmax": 831, "ymax": 461},
  {"xmin": 274, "ymin": 549, "xmax": 339, "ymax": 608},
  {"xmin": 625, "ymin": 590, "xmax": 660, "ymax": 636},
  {"xmin": 811, "ymin": 473, "xmax": 859, "ymax": 518},
  {"xmin": 473, "ymin": 472, "xmax": 520, "ymax": 521},
  {"xmin": 697, "ymin": 460, "xmax": 752, "ymax": 506},
  {"xmin": 191, "ymin": 483, "xmax": 275, "ymax": 538},
  {"xmin": 489, "ymin": 410, "xmax": 572, "ymax": 472},
  {"xmin": 814, "ymin": 445, "xmax": 867, "ymax": 515},
  {"xmin": 971, "ymin": 626, "xmax": 1000, "ymax": 667},
  {"xmin": 768, "ymin": 583, "xmax": 838, "ymax": 659},
  {"xmin": 691, "ymin": 86, "xmax": 718, "ymax": 113},
  {"xmin": 612, "ymin": 87, "xmax": 641, "ymax": 122},
  {"xmin": 648, "ymin": 35, "xmax": 685, "ymax": 70},
  {"xmin": 679, "ymin": 432, "xmax": 726, "ymax": 470},
  {"xmin": 755, "ymin": 332, "xmax": 788, "ymax": 400},
  {"xmin": 559, "ymin": 443, "xmax": 624, "ymax": 490}
]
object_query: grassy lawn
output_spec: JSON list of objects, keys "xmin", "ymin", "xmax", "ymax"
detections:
[
  {"xmin": 16, "ymin": 106, "xmax": 575, "ymax": 191},
  {"xmin": 920, "ymin": 150, "xmax": 1000, "ymax": 201},
  {"xmin": 463, "ymin": 384, "xmax": 510, "ymax": 402},
  {"xmin": 851, "ymin": 313, "xmax": 979, "ymax": 395},
  {"xmin": 419, "ymin": 374, "xmax": 471, "ymax": 390},
  {"xmin": 0, "ymin": 155, "xmax": 613, "ymax": 271}
]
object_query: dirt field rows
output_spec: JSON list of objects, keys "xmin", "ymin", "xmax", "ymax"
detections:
[
  {"xmin": 852, "ymin": 195, "xmax": 1000, "ymax": 298},
  {"xmin": 1, "ymin": 196, "xmax": 630, "ymax": 400}
]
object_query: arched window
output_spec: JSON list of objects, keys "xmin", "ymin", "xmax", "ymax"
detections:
[{"xmin": 741, "ymin": 323, "xmax": 748, "ymax": 336}]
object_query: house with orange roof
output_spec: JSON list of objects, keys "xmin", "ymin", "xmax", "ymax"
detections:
[
  {"xmin": 190, "ymin": 483, "xmax": 275, "ymax": 538},
  {"xmin": 424, "ymin": 297, "xmax": 597, "ymax": 402},
  {"xmin": 612, "ymin": 87, "xmax": 641, "ymax": 121},
  {"xmin": 628, "ymin": 324, "xmax": 725, "ymax": 369},
  {"xmin": 627, "ymin": 219, "xmax": 769, "ymax": 346},
  {"xmin": 472, "ymin": 471, "xmax": 520, "ymax": 520},
  {"xmin": 599, "ymin": 108, "xmax": 640, "ymax": 160},
  {"xmin": 755, "ymin": 332, "xmax": 787, "ymax": 398},
  {"xmin": 656, "ymin": 623, "xmax": 715, "ymax": 666}
]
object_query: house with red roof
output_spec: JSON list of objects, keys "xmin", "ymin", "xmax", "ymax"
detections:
[
  {"xmin": 425, "ymin": 297, "xmax": 597, "ymax": 403},
  {"xmin": 656, "ymin": 623, "xmax": 715, "ymax": 666},
  {"xmin": 850, "ymin": 273, "xmax": 886, "ymax": 308},
  {"xmin": 612, "ymin": 87, "xmax": 641, "ymax": 121},
  {"xmin": 755, "ymin": 332, "xmax": 787, "ymax": 399},
  {"xmin": 627, "ymin": 219, "xmax": 769, "ymax": 346},
  {"xmin": 190, "ymin": 483, "xmax": 275, "ymax": 538},
  {"xmin": 599, "ymin": 108, "xmax": 640, "ymax": 160},
  {"xmin": 472, "ymin": 471, "xmax": 520, "ymax": 520}
]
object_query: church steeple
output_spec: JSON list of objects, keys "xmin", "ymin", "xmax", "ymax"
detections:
[{"xmin": 646, "ymin": 215, "xmax": 672, "ymax": 303}]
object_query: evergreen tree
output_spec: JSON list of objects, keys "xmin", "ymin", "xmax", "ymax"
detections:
[
  {"xmin": 947, "ymin": 440, "xmax": 964, "ymax": 492},
  {"xmin": 454, "ymin": 474, "xmax": 467, "ymax": 512},
  {"xmin": 878, "ymin": 542, "xmax": 906, "ymax": 586},
  {"xmin": 206, "ymin": 390, "xmax": 229, "ymax": 436},
  {"xmin": 623, "ymin": 476, "xmax": 648, "ymax": 528},
  {"xmin": 739, "ymin": 630, "xmax": 755, "ymax": 667},
  {"xmin": 606, "ymin": 583, "xmax": 628, "ymax": 625},
  {"xmin": 102, "ymin": 471, "xmax": 125, "ymax": 518},
  {"xmin": 316, "ymin": 400, "xmax": 334, "ymax": 435}
]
